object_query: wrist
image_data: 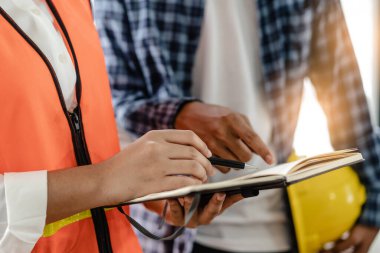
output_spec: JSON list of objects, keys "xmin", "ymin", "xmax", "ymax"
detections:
[
  {"xmin": 96, "ymin": 156, "xmax": 137, "ymax": 206},
  {"xmin": 94, "ymin": 161, "xmax": 117, "ymax": 207},
  {"xmin": 175, "ymin": 101, "xmax": 203, "ymax": 129},
  {"xmin": 81, "ymin": 164, "xmax": 111, "ymax": 208}
]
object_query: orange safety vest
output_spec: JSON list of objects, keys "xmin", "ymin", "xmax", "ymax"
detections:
[{"xmin": 0, "ymin": 0, "xmax": 142, "ymax": 252}]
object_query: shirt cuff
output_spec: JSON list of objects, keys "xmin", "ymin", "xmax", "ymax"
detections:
[
  {"xmin": 1, "ymin": 171, "xmax": 47, "ymax": 252},
  {"xmin": 170, "ymin": 98, "xmax": 202, "ymax": 129}
]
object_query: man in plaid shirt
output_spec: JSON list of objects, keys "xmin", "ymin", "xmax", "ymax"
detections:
[{"xmin": 95, "ymin": 0, "xmax": 380, "ymax": 252}]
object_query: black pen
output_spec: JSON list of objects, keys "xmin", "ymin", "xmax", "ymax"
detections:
[{"xmin": 208, "ymin": 156, "xmax": 258, "ymax": 170}]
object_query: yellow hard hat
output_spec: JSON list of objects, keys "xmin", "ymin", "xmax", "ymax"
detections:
[{"xmin": 287, "ymin": 153, "xmax": 366, "ymax": 253}]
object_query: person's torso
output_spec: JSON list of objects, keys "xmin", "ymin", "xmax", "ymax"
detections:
[{"xmin": 191, "ymin": 1, "xmax": 290, "ymax": 251}]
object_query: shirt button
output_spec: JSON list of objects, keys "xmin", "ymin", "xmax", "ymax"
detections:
[
  {"xmin": 31, "ymin": 8, "xmax": 41, "ymax": 16},
  {"xmin": 59, "ymin": 54, "xmax": 67, "ymax": 64}
]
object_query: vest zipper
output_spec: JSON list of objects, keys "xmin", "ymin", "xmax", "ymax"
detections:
[
  {"xmin": 43, "ymin": 1, "xmax": 114, "ymax": 251},
  {"xmin": 68, "ymin": 108, "xmax": 113, "ymax": 253},
  {"xmin": 68, "ymin": 109, "xmax": 89, "ymax": 165},
  {"xmin": 0, "ymin": 5, "xmax": 114, "ymax": 253}
]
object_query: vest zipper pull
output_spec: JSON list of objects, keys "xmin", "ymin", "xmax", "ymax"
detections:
[
  {"xmin": 70, "ymin": 110, "xmax": 81, "ymax": 132},
  {"xmin": 69, "ymin": 108, "xmax": 87, "ymax": 164}
]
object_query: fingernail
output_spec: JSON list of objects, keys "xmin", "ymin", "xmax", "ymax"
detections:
[
  {"xmin": 216, "ymin": 193, "xmax": 226, "ymax": 201},
  {"xmin": 340, "ymin": 231, "xmax": 350, "ymax": 240},
  {"xmin": 207, "ymin": 149, "xmax": 212, "ymax": 157},
  {"xmin": 265, "ymin": 154, "xmax": 273, "ymax": 164},
  {"xmin": 323, "ymin": 242, "xmax": 335, "ymax": 251}
]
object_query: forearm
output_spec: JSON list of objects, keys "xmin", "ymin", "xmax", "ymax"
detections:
[
  {"xmin": 309, "ymin": 0, "xmax": 380, "ymax": 227},
  {"xmin": 118, "ymin": 97, "xmax": 198, "ymax": 137}
]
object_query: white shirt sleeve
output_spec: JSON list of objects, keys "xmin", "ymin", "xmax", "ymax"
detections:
[{"xmin": 0, "ymin": 171, "xmax": 47, "ymax": 253}]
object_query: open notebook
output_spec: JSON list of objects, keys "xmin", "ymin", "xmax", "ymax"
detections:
[{"xmin": 123, "ymin": 149, "xmax": 364, "ymax": 205}]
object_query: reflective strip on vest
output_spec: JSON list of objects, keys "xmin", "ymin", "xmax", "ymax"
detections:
[
  {"xmin": 43, "ymin": 208, "xmax": 114, "ymax": 237},
  {"xmin": 43, "ymin": 210, "xmax": 92, "ymax": 237}
]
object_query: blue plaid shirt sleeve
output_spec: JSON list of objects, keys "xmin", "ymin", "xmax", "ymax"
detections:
[
  {"xmin": 309, "ymin": 0, "xmax": 380, "ymax": 227},
  {"xmin": 94, "ymin": 0, "xmax": 198, "ymax": 136}
]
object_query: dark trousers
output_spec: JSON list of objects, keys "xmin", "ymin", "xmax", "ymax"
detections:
[{"xmin": 192, "ymin": 243, "xmax": 292, "ymax": 253}]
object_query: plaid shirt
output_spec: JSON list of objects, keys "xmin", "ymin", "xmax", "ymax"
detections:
[{"xmin": 94, "ymin": 0, "xmax": 380, "ymax": 252}]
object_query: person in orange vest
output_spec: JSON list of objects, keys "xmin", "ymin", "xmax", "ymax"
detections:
[{"xmin": 0, "ymin": 0, "xmax": 245, "ymax": 252}]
